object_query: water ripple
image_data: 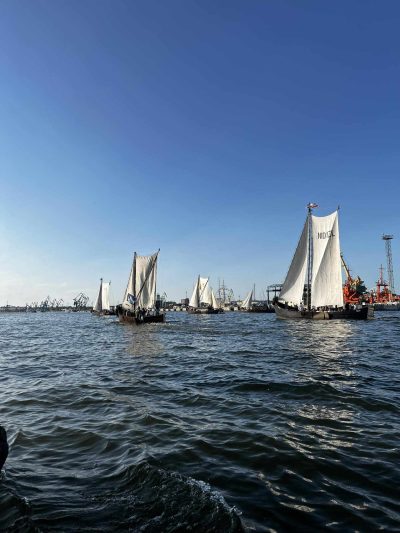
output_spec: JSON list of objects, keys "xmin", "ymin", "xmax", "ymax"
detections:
[{"xmin": 1, "ymin": 311, "xmax": 400, "ymax": 530}]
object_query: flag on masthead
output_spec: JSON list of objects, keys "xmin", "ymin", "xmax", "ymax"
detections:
[{"xmin": 307, "ymin": 202, "xmax": 318, "ymax": 209}]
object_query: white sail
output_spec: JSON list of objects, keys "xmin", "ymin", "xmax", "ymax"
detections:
[
  {"xmin": 279, "ymin": 217, "xmax": 309, "ymax": 306},
  {"xmin": 135, "ymin": 253, "xmax": 158, "ymax": 309},
  {"xmin": 311, "ymin": 211, "xmax": 343, "ymax": 308},
  {"xmin": 198, "ymin": 277, "xmax": 209, "ymax": 300},
  {"xmin": 190, "ymin": 277, "xmax": 209, "ymax": 307},
  {"xmin": 201, "ymin": 283, "xmax": 213, "ymax": 305},
  {"xmin": 211, "ymin": 289, "xmax": 219, "ymax": 309},
  {"xmin": 122, "ymin": 263, "xmax": 135, "ymax": 310},
  {"xmin": 101, "ymin": 282, "xmax": 110, "ymax": 311},
  {"xmin": 189, "ymin": 277, "xmax": 200, "ymax": 308},
  {"xmin": 241, "ymin": 289, "xmax": 253, "ymax": 309},
  {"xmin": 122, "ymin": 252, "xmax": 158, "ymax": 310},
  {"xmin": 93, "ymin": 282, "xmax": 102, "ymax": 312},
  {"xmin": 93, "ymin": 279, "xmax": 110, "ymax": 312}
]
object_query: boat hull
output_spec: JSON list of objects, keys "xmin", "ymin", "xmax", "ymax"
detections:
[
  {"xmin": 274, "ymin": 304, "xmax": 373, "ymax": 320},
  {"xmin": 247, "ymin": 307, "xmax": 275, "ymax": 313},
  {"xmin": 91, "ymin": 310, "xmax": 116, "ymax": 316},
  {"xmin": 187, "ymin": 307, "xmax": 222, "ymax": 314},
  {"xmin": 116, "ymin": 307, "xmax": 165, "ymax": 324},
  {"xmin": 373, "ymin": 302, "xmax": 400, "ymax": 311}
]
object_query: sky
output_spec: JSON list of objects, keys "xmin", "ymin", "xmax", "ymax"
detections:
[{"xmin": 0, "ymin": 0, "xmax": 399, "ymax": 305}]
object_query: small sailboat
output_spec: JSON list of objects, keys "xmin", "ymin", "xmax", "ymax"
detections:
[
  {"xmin": 240, "ymin": 287, "xmax": 274, "ymax": 313},
  {"xmin": 240, "ymin": 289, "xmax": 253, "ymax": 311},
  {"xmin": 92, "ymin": 278, "xmax": 112, "ymax": 315},
  {"xmin": 116, "ymin": 250, "xmax": 165, "ymax": 324},
  {"xmin": 187, "ymin": 276, "xmax": 222, "ymax": 314},
  {"xmin": 274, "ymin": 204, "xmax": 373, "ymax": 320}
]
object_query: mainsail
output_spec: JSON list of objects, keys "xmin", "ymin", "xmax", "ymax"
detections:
[
  {"xmin": 189, "ymin": 277, "xmax": 209, "ymax": 308},
  {"xmin": 93, "ymin": 280, "xmax": 110, "ymax": 312},
  {"xmin": 202, "ymin": 284, "xmax": 213, "ymax": 306},
  {"xmin": 122, "ymin": 251, "xmax": 159, "ymax": 310},
  {"xmin": 279, "ymin": 217, "xmax": 309, "ymax": 306},
  {"xmin": 211, "ymin": 289, "xmax": 219, "ymax": 309},
  {"xmin": 241, "ymin": 289, "xmax": 253, "ymax": 310},
  {"xmin": 311, "ymin": 211, "xmax": 343, "ymax": 308}
]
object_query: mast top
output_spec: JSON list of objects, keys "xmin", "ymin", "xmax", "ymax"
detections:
[{"xmin": 307, "ymin": 202, "xmax": 318, "ymax": 213}]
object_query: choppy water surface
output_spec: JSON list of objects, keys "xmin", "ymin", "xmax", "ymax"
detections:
[{"xmin": 1, "ymin": 311, "xmax": 400, "ymax": 531}]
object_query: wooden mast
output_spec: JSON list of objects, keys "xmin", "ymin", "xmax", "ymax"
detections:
[{"xmin": 307, "ymin": 206, "xmax": 312, "ymax": 311}]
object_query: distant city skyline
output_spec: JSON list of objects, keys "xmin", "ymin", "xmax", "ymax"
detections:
[{"xmin": 0, "ymin": 1, "xmax": 399, "ymax": 305}]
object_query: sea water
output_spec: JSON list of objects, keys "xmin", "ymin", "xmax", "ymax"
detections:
[{"xmin": 1, "ymin": 311, "xmax": 399, "ymax": 531}]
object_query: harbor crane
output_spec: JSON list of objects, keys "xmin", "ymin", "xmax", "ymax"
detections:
[
  {"xmin": 73, "ymin": 293, "xmax": 89, "ymax": 310},
  {"xmin": 382, "ymin": 234, "xmax": 395, "ymax": 294},
  {"xmin": 341, "ymin": 253, "xmax": 367, "ymax": 304}
]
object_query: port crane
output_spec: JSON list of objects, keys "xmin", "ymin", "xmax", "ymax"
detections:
[
  {"xmin": 73, "ymin": 293, "xmax": 89, "ymax": 310},
  {"xmin": 341, "ymin": 254, "xmax": 367, "ymax": 304}
]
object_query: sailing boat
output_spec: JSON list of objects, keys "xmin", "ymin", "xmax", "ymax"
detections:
[
  {"xmin": 274, "ymin": 204, "xmax": 373, "ymax": 320},
  {"xmin": 116, "ymin": 250, "xmax": 165, "ymax": 324},
  {"xmin": 92, "ymin": 278, "xmax": 112, "ymax": 315},
  {"xmin": 240, "ymin": 289, "xmax": 253, "ymax": 310},
  {"xmin": 240, "ymin": 287, "xmax": 274, "ymax": 313},
  {"xmin": 187, "ymin": 276, "xmax": 222, "ymax": 314}
]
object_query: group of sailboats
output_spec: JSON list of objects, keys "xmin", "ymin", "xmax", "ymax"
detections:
[
  {"xmin": 187, "ymin": 276, "xmax": 222, "ymax": 313},
  {"xmin": 93, "ymin": 251, "xmax": 164, "ymax": 324},
  {"xmin": 91, "ymin": 203, "xmax": 373, "ymax": 325}
]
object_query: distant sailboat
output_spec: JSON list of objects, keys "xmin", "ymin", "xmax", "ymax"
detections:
[
  {"xmin": 187, "ymin": 276, "xmax": 222, "ymax": 314},
  {"xmin": 274, "ymin": 204, "xmax": 373, "ymax": 320},
  {"xmin": 240, "ymin": 289, "xmax": 253, "ymax": 310},
  {"xmin": 116, "ymin": 250, "xmax": 165, "ymax": 324},
  {"xmin": 92, "ymin": 278, "xmax": 112, "ymax": 315},
  {"xmin": 240, "ymin": 287, "xmax": 274, "ymax": 313}
]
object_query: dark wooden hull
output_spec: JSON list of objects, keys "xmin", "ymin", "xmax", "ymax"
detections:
[
  {"xmin": 274, "ymin": 304, "xmax": 373, "ymax": 320},
  {"xmin": 116, "ymin": 308, "xmax": 165, "ymax": 325},
  {"xmin": 91, "ymin": 310, "xmax": 116, "ymax": 316},
  {"xmin": 187, "ymin": 307, "xmax": 222, "ymax": 314},
  {"xmin": 247, "ymin": 307, "xmax": 275, "ymax": 313}
]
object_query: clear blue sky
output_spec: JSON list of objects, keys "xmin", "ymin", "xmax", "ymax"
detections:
[{"xmin": 0, "ymin": 0, "xmax": 399, "ymax": 305}]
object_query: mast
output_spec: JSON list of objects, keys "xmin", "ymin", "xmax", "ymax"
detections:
[
  {"xmin": 133, "ymin": 252, "xmax": 137, "ymax": 311},
  {"xmin": 154, "ymin": 249, "xmax": 159, "ymax": 306},
  {"xmin": 99, "ymin": 278, "xmax": 103, "ymax": 312},
  {"xmin": 306, "ymin": 202, "xmax": 318, "ymax": 310},
  {"xmin": 307, "ymin": 207, "xmax": 312, "ymax": 310}
]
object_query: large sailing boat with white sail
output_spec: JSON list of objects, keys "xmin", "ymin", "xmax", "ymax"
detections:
[
  {"xmin": 92, "ymin": 278, "xmax": 112, "ymax": 315},
  {"xmin": 187, "ymin": 276, "xmax": 222, "ymax": 314},
  {"xmin": 116, "ymin": 250, "xmax": 165, "ymax": 324},
  {"xmin": 274, "ymin": 204, "xmax": 373, "ymax": 320}
]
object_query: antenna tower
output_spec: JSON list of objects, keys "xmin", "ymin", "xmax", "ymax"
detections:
[{"xmin": 382, "ymin": 234, "xmax": 395, "ymax": 294}]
